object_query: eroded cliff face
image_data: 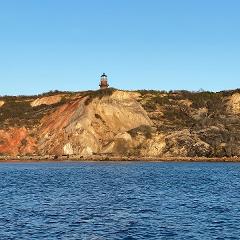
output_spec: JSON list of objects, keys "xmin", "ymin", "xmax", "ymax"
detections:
[
  {"xmin": 0, "ymin": 89, "xmax": 240, "ymax": 157},
  {"xmin": 227, "ymin": 93, "xmax": 240, "ymax": 114},
  {"xmin": 38, "ymin": 91, "xmax": 152, "ymax": 156},
  {"xmin": 30, "ymin": 95, "xmax": 62, "ymax": 107},
  {"xmin": 0, "ymin": 127, "xmax": 36, "ymax": 156}
]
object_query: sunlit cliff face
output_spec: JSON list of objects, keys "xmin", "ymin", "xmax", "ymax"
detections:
[{"xmin": 0, "ymin": 89, "xmax": 240, "ymax": 158}]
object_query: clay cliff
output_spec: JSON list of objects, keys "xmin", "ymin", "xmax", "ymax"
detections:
[{"xmin": 0, "ymin": 88, "xmax": 240, "ymax": 158}]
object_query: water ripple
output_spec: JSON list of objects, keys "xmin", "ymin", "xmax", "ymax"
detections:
[{"xmin": 0, "ymin": 162, "xmax": 240, "ymax": 239}]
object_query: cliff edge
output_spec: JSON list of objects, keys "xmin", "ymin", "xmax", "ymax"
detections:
[{"xmin": 0, "ymin": 89, "xmax": 240, "ymax": 158}]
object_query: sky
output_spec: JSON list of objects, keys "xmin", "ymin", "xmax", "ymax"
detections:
[{"xmin": 0, "ymin": 0, "xmax": 240, "ymax": 95}]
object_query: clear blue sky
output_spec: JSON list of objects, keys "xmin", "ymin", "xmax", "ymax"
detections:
[{"xmin": 0, "ymin": 0, "xmax": 240, "ymax": 95}]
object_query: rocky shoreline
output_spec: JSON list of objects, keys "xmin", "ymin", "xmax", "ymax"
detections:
[{"xmin": 1, "ymin": 155, "xmax": 240, "ymax": 162}]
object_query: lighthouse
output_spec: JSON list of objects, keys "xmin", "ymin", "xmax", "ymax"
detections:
[{"xmin": 99, "ymin": 73, "xmax": 109, "ymax": 90}]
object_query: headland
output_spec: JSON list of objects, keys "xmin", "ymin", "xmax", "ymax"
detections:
[{"xmin": 1, "ymin": 87, "xmax": 240, "ymax": 161}]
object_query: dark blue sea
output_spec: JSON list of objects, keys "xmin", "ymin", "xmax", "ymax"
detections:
[{"xmin": 0, "ymin": 162, "xmax": 240, "ymax": 240}]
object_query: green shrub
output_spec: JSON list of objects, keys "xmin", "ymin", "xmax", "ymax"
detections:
[
  {"xmin": 128, "ymin": 125, "xmax": 153, "ymax": 139},
  {"xmin": 84, "ymin": 88, "xmax": 116, "ymax": 105}
]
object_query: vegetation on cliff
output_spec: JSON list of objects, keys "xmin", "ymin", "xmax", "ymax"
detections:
[
  {"xmin": 0, "ymin": 88, "xmax": 240, "ymax": 158},
  {"xmin": 137, "ymin": 89, "xmax": 240, "ymax": 157}
]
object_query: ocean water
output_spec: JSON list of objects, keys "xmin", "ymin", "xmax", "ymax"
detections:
[{"xmin": 0, "ymin": 162, "xmax": 240, "ymax": 240}]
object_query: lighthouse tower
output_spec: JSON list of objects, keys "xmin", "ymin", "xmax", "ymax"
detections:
[{"xmin": 99, "ymin": 73, "xmax": 109, "ymax": 89}]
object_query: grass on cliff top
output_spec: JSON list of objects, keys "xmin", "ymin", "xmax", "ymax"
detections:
[
  {"xmin": 138, "ymin": 88, "xmax": 240, "ymax": 134},
  {"xmin": 0, "ymin": 90, "xmax": 82, "ymax": 102},
  {"xmin": 1, "ymin": 88, "xmax": 239, "ymax": 129},
  {"xmin": 138, "ymin": 89, "xmax": 238, "ymax": 112},
  {"xmin": 0, "ymin": 88, "xmax": 117, "ymax": 128},
  {"xmin": 1, "ymin": 88, "xmax": 239, "ymax": 101},
  {"xmin": 0, "ymin": 90, "xmax": 81, "ymax": 129},
  {"xmin": 0, "ymin": 97, "xmax": 69, "ymax": 129},
  {"xmin": 84, "ymin": 88, "xmax": 116, "ymax": 105},
  {"xmin": 137, "ymin": 88, "xmax": 240, "ymax": 96}
]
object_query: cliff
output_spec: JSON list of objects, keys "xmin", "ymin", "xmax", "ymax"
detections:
[{"xmin": 0, "ymin": 88, "xmax": 240, "ymax": 158}]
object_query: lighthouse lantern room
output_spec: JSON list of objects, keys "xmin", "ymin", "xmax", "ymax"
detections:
[{"xmin": 99, "ymin": 73, "xmax": 109, "ymax": 89}]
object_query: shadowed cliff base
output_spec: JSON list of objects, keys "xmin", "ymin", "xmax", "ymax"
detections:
[{"xmin": 1, "ymin": 88, "xmax": 240, "ymax": 159}]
